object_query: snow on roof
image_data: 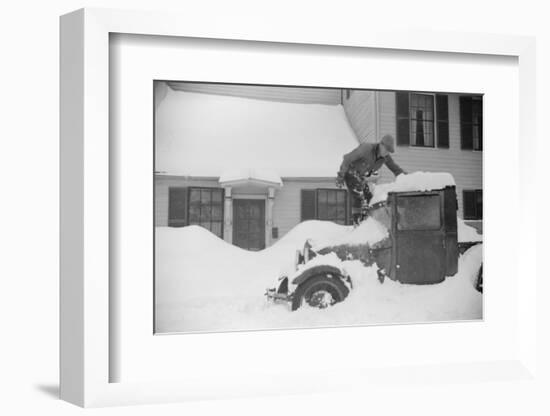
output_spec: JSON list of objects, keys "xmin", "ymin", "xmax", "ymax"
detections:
[
  {"xmin": 370, "ymin": 172, "xmax": 456, "ymax": 204},
  {"xmin": 219, "ymin": 168, "xmax": 282, "ymax": 186},
  {"xmin": 155, "ymin": 89, "xmax": 359, "ymax": 177}
]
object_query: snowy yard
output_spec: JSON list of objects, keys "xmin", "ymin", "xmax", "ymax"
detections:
[{"xmin": 155, "ymin": 219, "xmax": 483, "ymax": 334}]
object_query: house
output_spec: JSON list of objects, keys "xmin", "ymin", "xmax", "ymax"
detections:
[{"xmin": 154, "ymin": 82, "xmax": 482, "ymax": 251}]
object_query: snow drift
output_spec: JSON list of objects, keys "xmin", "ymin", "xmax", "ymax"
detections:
[
  {"xmin": 155, "ymin": 89, "xmax": 359, "ymax": 177},
  {"xmin": 155, "ymin": 219, "xmax": 482, "ymax": 334}
]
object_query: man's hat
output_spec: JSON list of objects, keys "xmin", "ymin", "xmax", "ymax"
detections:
[{"xmin": 380, "ymin": 134, "xmax": 396, "ymax": 153}]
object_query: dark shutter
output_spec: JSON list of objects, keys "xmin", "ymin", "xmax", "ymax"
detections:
[
  {"xmin": 301, "ymin": 189, "xmax": 317, "ymax": 221},
  {"xmin": 396, "ymin": 92, "xmax": 410, "ymax": 146},
  {"xmin": 463, "ymin": 190, "xmax": 476, "ymax": 220},
  {"xmin": 460, "ymin": 97, "xmax": 473, "ymax": 149},
  {"xmin": 168, "ymin": 187, "xmax": 188, "ymax": 227},
  {"xmin": 436, "ymin": 94, "xmax": 449, "ymax": 148},
  {"xmin": 475, "ymin": 189, "xmax": 483, "ymax": 219}
]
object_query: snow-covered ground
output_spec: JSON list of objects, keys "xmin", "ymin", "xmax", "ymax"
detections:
[{"xmin": 155, "ymin": 220, "xmax": 483, "ymax": 334}]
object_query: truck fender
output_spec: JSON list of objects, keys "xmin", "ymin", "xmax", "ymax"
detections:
[{"xmin": 291, "ymin": 265, "xmax": 350, "ymax": 288}]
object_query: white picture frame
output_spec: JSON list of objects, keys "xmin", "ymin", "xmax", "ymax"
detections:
[{"xmin": 60, "ymin": 8, "xmax": 537, "ymax": 407}]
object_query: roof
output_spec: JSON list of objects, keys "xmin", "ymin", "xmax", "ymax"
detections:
[
  {"xmin": 155, "ymin": 89, "xmax": 359, "ymax": 177},
  {"xmin": 219, "ymin": 168, "xmax": 283, "ymax": 187}
]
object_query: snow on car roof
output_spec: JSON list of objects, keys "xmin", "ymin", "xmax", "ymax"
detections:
[
  {"xmin": 155, "ymin": 88, "xmax": 360, "ymax": 177},
  {"xmin": 370, "ymin": 172, "xmax": 456, "ymax": 204}
]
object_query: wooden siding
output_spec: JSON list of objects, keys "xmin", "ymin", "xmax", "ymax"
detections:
[
  {"xmin": 165, "ymin": 82, "xmax": 341, "ymax": 105},
  {"xmin": 374, "ymin": 91, "xmax": 483, "ymax": 219},
  {"xmin": 342, "ymin": 89, "xmax": 376, "ymax": 143}
]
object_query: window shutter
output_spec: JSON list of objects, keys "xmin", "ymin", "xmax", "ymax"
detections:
[
  {"xmin": 460, "ymin": 97, "xmax": 473, "ymax": 149},
  {"xmin": 301, "ymin": 189, "xmax": 317, "ymax": 221},
  {"xmin": 463, "ymin": 190, "xmax": 476, "ymax": 220},
  {"xmin": 436, "ymin": 94, "xmax": 449, "ymax": 148},
  {"xmin": 168, "ymin": 187, "xmax": 188, "ymax": 227},
  {"xmin": 396, "ymin": 92, "xmax": 410, "ymax": 146}
]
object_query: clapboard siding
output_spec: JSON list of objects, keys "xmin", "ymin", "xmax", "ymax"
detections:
[
  {"xmin": 342, "ymin": 89, "xmax": 376, "ymax": 143},
  {"xmin": 375, "ymin": 91, "xmax": 483, "ymax": 218},
  {"xmin": 166, "ymin": 82, "xmax": 341, "ymax": 105},
  {"xmin": 155, "ymin": 176, "xmax": 220, "ymax": 226}
]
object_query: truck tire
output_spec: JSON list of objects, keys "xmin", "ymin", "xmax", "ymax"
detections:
[
  {"xmin": 291, "ymin": 274, "xmax": 349, "ymax": 311},
  {"xmin": 476, "ymin": 265, "xmax": 483, "ymax": 293}
]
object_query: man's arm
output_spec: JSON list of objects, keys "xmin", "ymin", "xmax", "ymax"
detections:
[
  {"xmin": 338, "ymin": 143, "xmax": 368, "ymax": 176},
  {"xmin": 384, "ymin": 155, "xmax": 406, "ymax": 176}
]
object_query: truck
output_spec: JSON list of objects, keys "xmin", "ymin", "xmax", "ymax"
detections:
[{"xmin": 266, "ymin": 184, "xmax": 483, "ymax": 311}]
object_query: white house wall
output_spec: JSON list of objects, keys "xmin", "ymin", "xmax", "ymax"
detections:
[
  {"xmin": 342, "ymin": 89, "xmax": 377, "ymax": 143},
  {"xmin": 346, "ymin": 90, "xmax": 483, "ymax": 223}
]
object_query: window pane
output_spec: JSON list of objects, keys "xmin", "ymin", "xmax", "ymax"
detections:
[
  {"xmin": 210, "ymin": 222, "xmax": 222, "ymax": 237},
  {"xmin": 317, "ymin": 190, "xmax": 328, "ymax": 220},
  {"xmin": 201, "ymin": 189, "xmax": 211, "ymax": 204},
  {"xmin": 410, "ymin": 94, "xmax": 435, "ymax": 147},
  {"xmin": 212, "ymin": 189, "xmax": 223, "ymax": 203},
  {"xmin": 317, "ymin": 189, "xmax": 347, "ymax": 223},
  {"xmin": 201, "ymin": 204, "xmax": 211, "ymax": 221},
  {"xmin": 189, "ymin": 189, "xmax": 200, "ymax": 203},
  {"xmin": 211, "ymin": 204, "xmax": 223, "ymax": 221},
  {"xmin": 397, "ymin": 194, "xmax": 441, "ymax": 230},
  {"xmin": 188, "ymin": 204, "xmax": 201, "ymax": 223}
]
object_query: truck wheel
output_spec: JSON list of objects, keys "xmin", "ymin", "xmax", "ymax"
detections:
[
  {"xmin": 291, "ymin": 274, "xmax": 349, "ymax": 311},
  {"xmin": 476, "ymin": 265, "xmax": 483, "ymax": 293}
]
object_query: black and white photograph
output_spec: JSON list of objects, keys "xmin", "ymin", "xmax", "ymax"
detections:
[{"xmin": 153, "ymin": 81, "xmax": 483, "ymax": 334}]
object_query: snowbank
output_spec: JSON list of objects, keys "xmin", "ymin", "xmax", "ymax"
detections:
[
  {"xmin": 370, "ymin": 172, "xmax": 456, "ymax": 204},
  {"xmin": 155, "ymin": 89, "xmax": 359, "ymax": 177},
  {"xmin": 155, "ymin": 220, "xmax": 482, "ymax": 334},
  {"xmin": 312, "ymin": 217, "xmax": 389, "ymax": 249},
  {"xmin": 457, "ymin": 218, "xmax": 482, "ymax": 243}
]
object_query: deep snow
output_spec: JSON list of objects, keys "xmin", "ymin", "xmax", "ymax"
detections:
[
  {"xmin": 155, "ymin": 88, "xmax": 359, "ymax": 177},
  {"xmin": 370, "ymin": 172, "xmax": 456, "ymax": 204},
  {"xmin": 155, "ymin": 220, "xmax": 482, "ymax": 334}
]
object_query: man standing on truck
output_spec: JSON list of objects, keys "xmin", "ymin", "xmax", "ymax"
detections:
[{"xmin": 336, "ymin": 134, "xmax": 406, "ymax": 225}]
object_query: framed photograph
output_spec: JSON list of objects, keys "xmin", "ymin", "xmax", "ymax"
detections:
[
  {"xmin": 152, "ymin": 80, "xmax": 484, "ymax": 335},
  {"xmin": 60, "ymin": 8, "xmax": 537, "ymax": 407}
]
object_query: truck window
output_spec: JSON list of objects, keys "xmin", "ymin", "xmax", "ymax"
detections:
[{"xmin": 397, "ymin": 194, "xmax": 441, "ymax": 231}]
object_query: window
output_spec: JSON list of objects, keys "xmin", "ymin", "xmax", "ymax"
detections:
[
  {"xmin": 168, "ymin": 187, "xmax": 224, "ymax": 237},
  {"xmin": 396, "ymin": 92, "xmax": 449, "ymax": 148},
  {"xmin": 463, "ymin": 190, "xmax": 482, "ymax": 220},
  {"xmin": 301, "ymin": 189, "xmax": 349, "ymax": 225},
  {"xmin": 188, "ymin": 187, "xmax": 224, "ymax": 237},
  {"xmin": 317, "ymin": 189, "xmax": 347, "ymax": 225},
  {"xmin": 460, "ymin": 96, "xmax": 483, "ymax": 150},
  {"xmin": 396, "ymin": 194, "xmax": 441, "ymax": 230},
  {"xmin": 410, "ymin": 93, "xmax": 435, "ymax": 147}
]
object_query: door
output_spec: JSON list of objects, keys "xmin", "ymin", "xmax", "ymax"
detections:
[
  {"xmin": 233, "ymin": 199, "xmax": 266, "ymax": 251},
  {"xmin": 394, "ymin": 192, "xmax": 446, "ymax": 284}
]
